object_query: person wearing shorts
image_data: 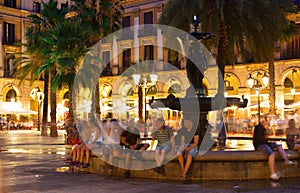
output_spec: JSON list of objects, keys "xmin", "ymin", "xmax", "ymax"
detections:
[
  {"xmin": 177, "ymin": 117, "xmax": 199, "ymax": 180},
  {"xmin": 151, "ymin": 118, "xmax": 175, "ymax": 173},
  {"xmin": 120, "ymin": 119, "xmax": 149, "ymax": 177},
  {"xmin": 253, "ymin": 118, "xmax": 296, "ymax": 180}
]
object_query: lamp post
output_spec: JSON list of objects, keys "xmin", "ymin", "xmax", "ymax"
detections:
[
  {"xmin": 30, "ymin": 87, "xmax": 45, "ymax": 131},
  {"xmin": 247, "ymin": 72, "xmax": 269, "ymax": 123},
  {"xmin": 132, "ymin": 73, "xmax": 158, "ymax": 137}
]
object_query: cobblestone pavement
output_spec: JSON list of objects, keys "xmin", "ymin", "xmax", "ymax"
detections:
[{"xmin": 0, "ymin": 130, "xmax": 300, "ymax": 193}]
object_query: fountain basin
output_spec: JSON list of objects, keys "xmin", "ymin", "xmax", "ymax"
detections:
[{"xmin": 78, "ymin": 149, "xmax": 300, "ymax": 181}]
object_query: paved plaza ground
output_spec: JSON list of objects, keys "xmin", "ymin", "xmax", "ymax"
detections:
[{"xmin": 0, "ymin": 130, "xmax": 299, "ymax": 193}]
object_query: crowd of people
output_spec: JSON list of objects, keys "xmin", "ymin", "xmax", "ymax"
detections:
[
  {"xmin": 66, "ymin": 116, "xmax": 203, "ymax": 180},
  {"xmin": 65, "ymin": 114, "xmax": 300, "ymax": 181}
]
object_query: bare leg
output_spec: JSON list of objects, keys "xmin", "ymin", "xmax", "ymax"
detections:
[
  {"xmin": 269, "ymin": 153, "xmax": 276, "ymax": 175},
  {"xmin": 80, "ymin": 146, "xmax": 86, "ymax": 163},
  {"xmin": 72, "ymin": 148, "xmax": 77, "ymax": 161},
  {"xmin": 155, "ymin": 150, "xmax": 160, "ymax": 166},
  {"xmin": 277, "ymin": 145, "xmax": 289, "ymax": 162},
  {"xmin": 159, "ymin": 150, "xmax": 167, "ymax": 166},
  {"xmin": 177, "ymin": 153, "xmax": 185, "ymax": 174},
  {"xmin": 183, "ymin": 155, "xmax": 193, "ymax": 176},
  {"xmin": 125, "ymin": 152, "xmax": 131, "ymax": 169},
  {"xmin": 85, "ymin": 149, "xmax": 90, "ymax": 164}
]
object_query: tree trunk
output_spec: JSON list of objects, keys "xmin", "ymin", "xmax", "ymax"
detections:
[
  {"xmin": 269, "ymin": 58, "xmax": 276, "ymax": 115},
  {"xmin": 138, "ymin": 86, "xmax": 143, "ymax": 122},
  {"xmin": 50, "ymin": 69, "xmax": 58, "ymax": 137},
  {"xmin": 95, "ymin": 80, "xmax": 101, "ymax": 119},
  {"xmin": 216, "ymin": 19, "xmax": 226, "ymax": 95},
  {"xmin": 68, "ymin": 86, "xmax": 74, "ymax": 123},
  {"xmin": 41, "ymin": 70, "xmax": 49, "ymax": 136}
]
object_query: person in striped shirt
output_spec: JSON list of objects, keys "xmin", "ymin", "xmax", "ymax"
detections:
[{"xmin": 151, "ymin": 118, "xmax": 175, "ymax": 173}]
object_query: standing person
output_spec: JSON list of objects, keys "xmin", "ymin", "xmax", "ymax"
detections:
[
  {"xmin": 286, "ymin": 119, "xmax": 300, "ymax": 154},
  {"xmin": 177, "ymin": 117, "xmax": 199, "ymax": 180},
  {"xmin": 217, "ymin": 116, "xmax": 227, "ymax": 148},
  {"xmin": 151, "ymin": 118, "xmax": 175, "ymax": 173},
  {"xmin": 253, "ymin": 117, "xmax": 296, "ymax": 180},
  {"xmin": 120, "ymin": 119, "xmax": 150, "ymax": 177}
]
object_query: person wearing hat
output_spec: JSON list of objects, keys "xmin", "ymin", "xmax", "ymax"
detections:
[{"xmin": 177, "ymin": 116, "xmax": 199, "ymax": 180}]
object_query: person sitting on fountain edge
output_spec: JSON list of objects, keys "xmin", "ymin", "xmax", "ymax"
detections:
[
  {"xmin": 177, "ymin": 116, "xmax": 199, "ymax": 181},
  {"xmin": 151, "ymin": 117, "xmax": 175, "ymax": 174},
  {"xmin": 120, "ymin": 118, "xmax": 150, "ymax": 178},
  {"xmin": 253, "ymin": 116, "xmax": 297, "ymax": 180}
]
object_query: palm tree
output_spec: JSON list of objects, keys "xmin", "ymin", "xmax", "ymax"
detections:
[
  {"xmin": 160, "ymin": 0, "xmax": 296, "ymax": 112},
  {"xmin": 14, "ymin": 0, "xmax": 122, "ymax": 137}
]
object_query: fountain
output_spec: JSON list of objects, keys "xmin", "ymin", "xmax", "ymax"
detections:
[{"xmin": 151, "ymin": 16, "xmax": 248, "ymax": 149}]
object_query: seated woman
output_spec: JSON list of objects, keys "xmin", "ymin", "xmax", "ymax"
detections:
[
  {"xmin": 71, "ymin": 120, "xmax": 90, "ymax": 166},
  {"xmin": 286, "ymin": 119, "xmax": 300, "ymax": 154},
  {"xmin": 177, "ymin": 117, "xmax": 199, "ymax": 181},
  {"xmin": 78, "ymin": 119, "xmax": 103, "ymax": 168}
]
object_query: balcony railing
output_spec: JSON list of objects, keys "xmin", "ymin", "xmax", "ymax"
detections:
[
  {"xmin": 283, "ymin": 49, "xmax": 300, "ymax": 59},
  {"xmin": 101, "ymin": 66, "xmax": 112, "ymax": 76},
  {"xmin": 138, "ymin": 26, "xmax": 157, "ymax": 37},
  {"xmin": 2, "ymin": 37, "xmax": 21, "ymax": 45}
]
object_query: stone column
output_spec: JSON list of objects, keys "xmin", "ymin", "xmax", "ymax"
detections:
[
  {"xmin": 134, "ymin": 10, "xmax": 139, "ymax": 63},
  {"xmin": 276, "ymin": 86, "xmax": 285, "ymax": 119},
  {"xmin": 0, "ymin": 17, "xmax": 3, "ymax": 73},
  {"xmin": 112, "ymin": 35, "xmax": 118, "ymax": 75}
]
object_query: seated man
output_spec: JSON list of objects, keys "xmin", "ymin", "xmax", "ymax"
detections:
[
  {"xmin": 151, "ymin": 118, "xmax": 175, "ymax": 173},
  {"xmin": 286, "ymin": 119, "xmax": 300, "ymax": 154},
  {"xmin": 253, "ymin": 117, "xmax": 296, "ymax": 180},
  {"xmin": 120, "ymin": 119, "xmax": 149, "ymax": 177},
  {"xmin": 177, "ymin": 117, "xmax": 199, "ymax": 181}
]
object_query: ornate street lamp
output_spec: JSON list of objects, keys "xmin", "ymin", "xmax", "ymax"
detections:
[
  {"xmin": 30, "ymin": 87, "xmax": 44, "ymax": 131},
  {"xmin": 132, "ymin": 73, "xmax": 158, "ymax": 137},
  {"xmin": 247, "ymin": 72, "xmax": 269, "ymax": 123}
]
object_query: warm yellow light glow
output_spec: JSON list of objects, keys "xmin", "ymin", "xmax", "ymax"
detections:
[
  {"xmin": 247, "ymin": 74, "xmax": 254, "ymax": 88},
  {"xmin": 132, "ymin": 74, "xmax": 141, "ymax": 85},
  {"xmin": 291, "ymin": 87, "xmax": 296, "ymax": 95},
  {"xmin": 262, "ymin": 73, "xmax": 269, "ymax": 87}
]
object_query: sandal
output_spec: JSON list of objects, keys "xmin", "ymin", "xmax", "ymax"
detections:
[
  {"xmin": 181, "ymin": 175, "xmax": 187, "ymax": 181},
  {"xmin": 82, "ymin": 163, "xmax": 90, "ymax": 168}
]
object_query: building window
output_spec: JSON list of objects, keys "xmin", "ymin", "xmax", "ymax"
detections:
[
  {"xmin": 144, "ymin": 45, "xmax": 154, "ymax": 60},
  {"xmin": 224, "ymin": 80, "xmax": 234, "ymax": 90},
  {"xmin": 6, "ymin": 89, "xmax": 17, "ymax": 102},
  {"xmin": 102, "ymin": 51, "xmax": 110, "ymax": 66},
  {"xmin": 144, "ymin": 11, "xmax": 153, "ymax": 24},
  {"xmin": 33, "ymin": 1, "xmax": 41, "ymax": 13},
  {"xmin": 4, "ymin": 0, "xmax": 16, "ymax": 8},
  {"xmin": 4, "ymin": 54, "xmax": 15, "ymax": 78},
  {"xmin": 284, "ymin": 77, "xmax": 293, "ymax": 88},
  {"xmin": 3, "ymin": 22, "xmax": 15, "ymax": 44},
  {"xmin": 122, "ymin": 48, "xmax": 131, "ymax": 68},
  {"xmin": 122, "ymin": 16, "xmax": 131, "ymax": 28},
  {"xmin": 147, "ymin": 85, "xmax": 157, "ymax": 95},
  {"xmin": 168, "ymin": 84, "xmax": 181, "ymax": 94}
]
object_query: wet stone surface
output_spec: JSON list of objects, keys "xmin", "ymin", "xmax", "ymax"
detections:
[{"xmin": 0, "ymin": 130, "xmax": 300, "ymax": 193}]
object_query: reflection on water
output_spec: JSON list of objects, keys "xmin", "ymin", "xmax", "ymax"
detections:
[
  {"xmin": 7, "ymin": 148, "xmax": 65, "ymax": 155},
  {"xmin": 212, "ymin": 139, "xmax": 288, "ymax": 151},
  {"xmin": 56, "ymin": 166, "xmax": 72, "ymax": 173}
]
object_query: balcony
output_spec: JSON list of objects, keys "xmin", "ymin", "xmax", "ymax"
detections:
[
  {"xmin": 101, "ymin": 66, "xmax": 112, "ymax": 76},
  {"xmin": 117, "ymin": 29, "xmax": 134, "ymax": 41},
  {"xmin": 2, "ymin": 37, "xmax": 21, "ymax": 45},
  {"xmin": 283, "ymin": 49, "xmax": 300, "ymax": 59},
  {"xmin": 138, "ymin": 26, "xmax": 157, "ymax": 38}
]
